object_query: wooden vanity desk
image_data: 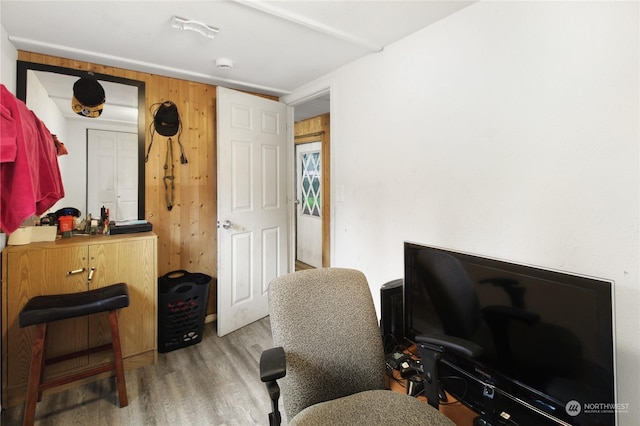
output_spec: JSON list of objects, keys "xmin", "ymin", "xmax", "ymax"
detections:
[{"xmin": 1, "ymin": 232, "xmax": 158, "ymax": 407}]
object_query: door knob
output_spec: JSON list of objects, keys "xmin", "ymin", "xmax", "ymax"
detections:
[{"xmin": 219, "ymin": 220, "xmax": 232, "ymax": 230}]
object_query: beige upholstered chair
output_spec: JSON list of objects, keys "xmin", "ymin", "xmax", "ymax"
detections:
[{"xmin": 259, "ymin": 268, "xmax": 455, "ymax": 426}]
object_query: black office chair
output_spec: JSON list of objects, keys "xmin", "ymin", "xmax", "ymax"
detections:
[{"xmin": 259, "ymin": 268, "xmax": 455, "ymax": 426}]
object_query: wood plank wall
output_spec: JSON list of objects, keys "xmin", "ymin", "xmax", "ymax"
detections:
[{"xmin": 17, "ymin": 51, "xmax": 277, "ymax": 315}]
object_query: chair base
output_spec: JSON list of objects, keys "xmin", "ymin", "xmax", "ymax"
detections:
[{"xmin": 22, "ymin": 310, "xmax": 128, "ymax": 426}]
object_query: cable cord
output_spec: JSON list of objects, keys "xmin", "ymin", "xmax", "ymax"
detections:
[{"xmin": 437, "ymin": 376, "xmax": 469, "ymax": 406}]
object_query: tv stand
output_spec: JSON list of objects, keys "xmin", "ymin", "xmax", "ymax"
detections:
[
  {"xmin": 386, "ymin": 345, "xmax": 479, "ymax": 426},
  {"xmin": 387, "ymin": 342, "xmax": 524, "ymax": 426}
]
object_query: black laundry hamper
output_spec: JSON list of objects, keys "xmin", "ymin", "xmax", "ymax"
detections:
[{"xmin": 158, "ymin": 270, "xmax": 211, "ymax": 353}]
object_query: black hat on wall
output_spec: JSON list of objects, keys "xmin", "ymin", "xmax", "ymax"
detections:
[
  {"xmin": 71, "ymin": 76, "xmax": 105, "ymax": 118},
  {"xmin": 153, "ymin": 101, "xmax": 180, "ymax": 137}
]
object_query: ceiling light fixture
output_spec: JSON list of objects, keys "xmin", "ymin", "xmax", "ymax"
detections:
[{"xmin": 171, "ymin": 16, "xmax": 219, "ymax": 39}]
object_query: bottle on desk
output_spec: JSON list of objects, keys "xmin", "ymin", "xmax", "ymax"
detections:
[{"xmin": 100, "ymin": 206, "xmax": 110, "ymax": 234}]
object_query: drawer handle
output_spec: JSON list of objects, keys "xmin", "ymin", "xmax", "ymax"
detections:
[
  {"xmin": 66, "ymin": 268, "xmax": 86, "ymax": 276},
  {"xmin": 87, "ymin": 267, "xmax": 95, "ymax": 284}
]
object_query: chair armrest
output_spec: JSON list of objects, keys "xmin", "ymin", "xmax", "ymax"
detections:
[
  {"xmin": 260, "ymin": 346, "xmax": 287, "ymax": 382},
  {"xmin": 261, "ymin": 347, "xmax": 286, "ymax": 426},
  {"xmin": 415, "ymin": 334, "xmax": 482, "ymax": 409},
  {"xmin": 415, "ymin": 334, "xmax": 483, "ymax": 359}
]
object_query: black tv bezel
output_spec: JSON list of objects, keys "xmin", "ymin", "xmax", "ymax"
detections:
[{"xmin": 403, "ymin": 241, "xmax": 616, "ymax": 425}]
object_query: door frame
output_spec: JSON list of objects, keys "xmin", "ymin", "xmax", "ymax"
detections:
[{"xmin": 283, "ymin": 84, "xmax": 332, "ymax": 268}]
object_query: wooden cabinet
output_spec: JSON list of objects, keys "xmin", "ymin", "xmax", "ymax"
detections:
[{"xmin": 1, "ymin": 232, "xmax": 157, "ymax": 407}]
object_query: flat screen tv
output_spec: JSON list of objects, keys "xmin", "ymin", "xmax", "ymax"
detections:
[{"xmin": 403, "ymin": 241, "xmax": 615, "ymax": 426}]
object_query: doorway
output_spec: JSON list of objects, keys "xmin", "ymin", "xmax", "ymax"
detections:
[{"xmin": 294, "ymin": 112, "xmax": 330, "ymax": 269}]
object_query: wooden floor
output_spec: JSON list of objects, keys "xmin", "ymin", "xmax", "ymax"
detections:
[
  {"xmin": 294, "ymin": 260, "xmax": 314, "ymax": 271},
  {"xmin": 1, "ymin": 317, "xmax": 280, "ymax": 426}
]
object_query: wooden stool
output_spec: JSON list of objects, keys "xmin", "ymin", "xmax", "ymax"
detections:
[{"xmin": 18, "ymin": 283, "xmax": 130, "ymax": 426}]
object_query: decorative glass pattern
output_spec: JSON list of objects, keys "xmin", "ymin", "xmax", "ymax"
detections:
[{"xmin": 301, "ymin": 151, "xmax": 321, "ymax": 217}]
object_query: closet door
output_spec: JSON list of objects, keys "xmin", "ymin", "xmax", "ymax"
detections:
[{"xmin": 87, "ymin": 129, "xmax": 138, "ymax": 221}]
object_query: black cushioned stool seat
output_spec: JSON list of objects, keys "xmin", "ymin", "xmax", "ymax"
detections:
[
  {"xmin": 18, "ymin": 283, "xmax": 130, "ymax": 426},
  {"xmin": 19, "ymin": 283, "xmax": 130, "ymax": 327}
]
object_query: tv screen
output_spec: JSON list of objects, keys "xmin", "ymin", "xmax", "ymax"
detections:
[{"xmin": 404, "ymin": 242, "xmax": 615, "ymax": 425}]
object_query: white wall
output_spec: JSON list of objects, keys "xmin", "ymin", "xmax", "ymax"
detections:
[
  {"xmin": 289, "ymin": 1, "xmax": 639, "ymax": 423},
  {"xmin": 25, "ymin": 70, "xmax": 67, "ymax": 139},
  {"xmin": 1, "ymin": 24, "xmax": 17, "ymax": 92}
]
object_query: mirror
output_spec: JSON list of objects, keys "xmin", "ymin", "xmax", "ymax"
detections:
[{"xmin": 16, "ymin": 61, "xmax": 146, "ymax": 222}]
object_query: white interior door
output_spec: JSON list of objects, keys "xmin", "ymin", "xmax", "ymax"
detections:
[
  {"xmin": 87, "ymin": 129, "xmax": 138, "ymax": 221},
  {"xmin": 87, "ymin": 129, "xmax": 116, "ymax": 218},
  {"xmin": 295, "ymin": 142, "xmax": 322, "ymax": 268},
  {"xmin": 115, "ymin": 133, "xmax": 139, "ymax": 220},
  {"xmin": 217, "ymin": 87, "xmax": 290, "ymax": 337}
]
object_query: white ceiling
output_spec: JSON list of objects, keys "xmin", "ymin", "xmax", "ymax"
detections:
[{"xmin": 2, "ymin": 0, "xmax": 474, "ymax": 120}]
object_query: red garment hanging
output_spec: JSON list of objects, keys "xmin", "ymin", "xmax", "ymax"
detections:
[{"xmin": 0, "ymin": 84, "xmax": 65, "ymax": 234}]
